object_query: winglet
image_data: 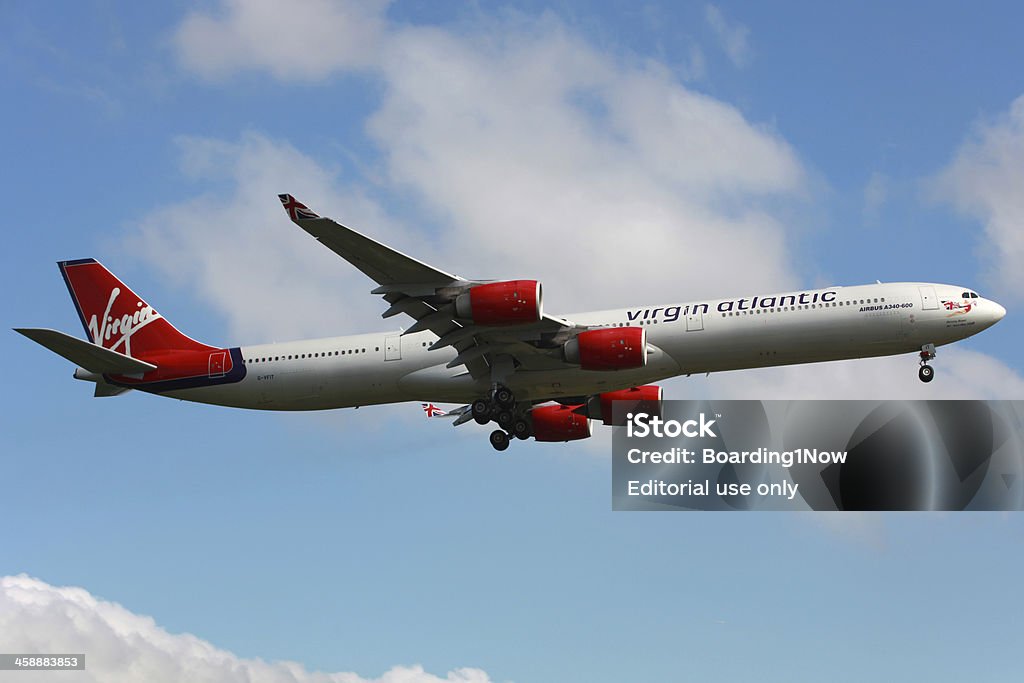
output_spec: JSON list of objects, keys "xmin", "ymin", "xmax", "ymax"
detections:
[
  {"xmin": 278, "ymin": 194, "xmax": 320, "ymax": 223},
  {"xmin": 421, "ymin": 402, "xmax": 448, "ymax": 418}
]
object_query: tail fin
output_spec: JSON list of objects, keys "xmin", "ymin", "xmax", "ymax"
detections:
[{"xmin": 58, "ymin": 259, "xmax": 213, "ymax": 358}]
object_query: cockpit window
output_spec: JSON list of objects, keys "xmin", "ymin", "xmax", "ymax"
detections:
[{"xmin": 962, "ymin": 291, "xmax": 979, "ymax": 299}]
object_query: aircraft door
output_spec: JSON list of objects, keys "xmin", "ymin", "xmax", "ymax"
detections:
[
  {"xmin": 686, "ymin": 308, "xmax": 704, "ymax": 331},
  {"xmin": 384, "ymin": 335, "xmax": 402, "ymax": 361},
  {"xmin": 208, "ymin": 350, "xmax": 227, "ymax": 378},
  {"xmin": 919, "ymin": 286, "xmax": 939, "ymax": 310}
]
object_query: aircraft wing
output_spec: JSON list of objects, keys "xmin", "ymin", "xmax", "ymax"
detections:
[
  {"xmin": 278, "ymin": 194, "xmax": 582, "ymax": 379},
  {"xmin": 279, "ymin": 194, "xmax": 459, "ymax": 288}
]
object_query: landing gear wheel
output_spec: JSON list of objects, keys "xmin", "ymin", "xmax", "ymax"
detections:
[
  {"xmin": 472, "ymin": 399, "xmax": 491, "ymax": 424},
  {"xmin": 494, "ymin": 386, "xmax": 515, "ymax": 408},
  {"xmin": 489, "ymin": 430, "xmax": 510, "ymax": 451},
  {"xmin": 512, "ymin": 419, "xmax": 531, "ymax": 440},
  {"xmin": 918, "ymin": 364, "xmax": 935, "ymax": 383},
  {"xmin": 496, "ymin": 410, "xmax": 514, "ymax": 428}
]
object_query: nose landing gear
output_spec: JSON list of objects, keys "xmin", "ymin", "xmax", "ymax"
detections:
[{"xmin": 918, "ymin": 343, "xmax": 936, "ymax": 383}]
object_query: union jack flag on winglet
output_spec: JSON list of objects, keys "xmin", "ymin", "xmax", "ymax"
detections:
[
  {"xmin": 422, "ymin": 403, "xmax": 447, "ymax": 417},
  {"xmin": 278, "ymin": 194, "xmax": 321, "ymax": 222}
]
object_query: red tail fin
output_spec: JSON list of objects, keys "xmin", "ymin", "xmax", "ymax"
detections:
[{"xmin": 59, "ymin": 259, "xmax": 214, "ymax": 358}]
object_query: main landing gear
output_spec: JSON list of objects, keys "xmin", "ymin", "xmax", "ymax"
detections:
[
  {"xmin": 918, "ymin": 343, "xmax": 936, "ymax": 383},
  {"xmin": 474, "ymin": 384, "xmax": 531, "ymax": 451},
  {"xmin": 489, "ymin": 430, "xmax": 510, "ymax": 451}
]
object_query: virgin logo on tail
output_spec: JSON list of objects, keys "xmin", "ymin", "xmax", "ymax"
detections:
[{"xmin": 87, "ymin": 287, "xmax": 163, "ymax": 357}]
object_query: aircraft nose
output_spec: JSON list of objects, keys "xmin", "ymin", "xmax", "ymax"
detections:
[{"xmin": 992, "ymin": 301, "xmax": 1007, "ymax": 322}]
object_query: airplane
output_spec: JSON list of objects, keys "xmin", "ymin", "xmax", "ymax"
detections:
[{"xmin": 16, "ymin": 194, "xmax": 1007, "ymax": 451}]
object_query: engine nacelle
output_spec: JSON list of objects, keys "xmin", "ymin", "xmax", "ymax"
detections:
[
  {"xmin": 454, "ymin": 280, "xmax": 542, "ymax": 325},
  {"xmin": 596, "ymin": 385, "xmax": 664, "ymax": 426},
  {"xmin": 531, "ymin": 403, "xmax": 592, "ymax": 442},
  {"xmin": 563, "ymin": 327, "xmax": 647, "ymax": 371}
]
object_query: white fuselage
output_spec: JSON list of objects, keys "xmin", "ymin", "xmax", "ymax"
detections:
[{"xmin": 160, "ymin": 282, "xmax": 1005, "ymax": 410}]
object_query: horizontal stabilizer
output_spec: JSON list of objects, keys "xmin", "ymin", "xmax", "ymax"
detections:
[
  {"xmin": 94, "ymin": 381, "xmax": 131, "ymax": 397},
  {"xmin": 14, "ymin": 328, "xmax": 157, "ymax": 374}
]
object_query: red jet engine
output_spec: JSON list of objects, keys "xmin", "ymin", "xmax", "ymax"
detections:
[
  {"xmin": 597, "ymin": 385, "xmax": 664, "ymax": 426},
  {"xmin": 455, "ymin": 280, "xmax": 542, "ymax": 325},
  {"xmin": 563, "ymin": 327, "xmax": 646, "ymax": 370},
  {"xmin": 531, "ymin": 404, "xmax": 592, "ymax": 442}
]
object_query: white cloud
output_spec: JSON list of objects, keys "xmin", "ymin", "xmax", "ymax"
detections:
[
  {"xmin": 704, "ymin": 5, "xmax": 751, "ymax": 68},
  {"xmin": 366, "ymin": 19, "xmax": 804, "ymax": 310},
  {"xmin": 127, "ymin": 132, "xmax": 418, "ymax": 343},
  {"xmin": 0, "ymin": 574, "xmax": 492, "ymax": 683},
  {"xmin": 678, "ymin": 44, "xmax": 706, "ymax": 82},
  {"xmin": 163, "ymin": 7, "xmax": 807, "ymax": 320},
  {"xmin": 862, "ymin": 171, "xmax": 888, "ymax": 224},
  {"xmin": 933, "ymin": 94, "xmax": 1024, "ymax": 303},
  {"xmin": 694, "ymin": 347, "xmax": 1024, "ymax": 400},
  {"xmin": 175, "ymin": 0, "xmax": 390, "ymax": 81}
]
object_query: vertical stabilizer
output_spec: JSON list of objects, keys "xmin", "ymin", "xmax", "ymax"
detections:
[{"xmin": 58, "ymin": 259, "xmax": 214, "ymax": 357}]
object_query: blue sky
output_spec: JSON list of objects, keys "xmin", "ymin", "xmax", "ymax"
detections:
[{"xmin": 3, "ymin": 2, "xmax": 1024, "ymax": 682}]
